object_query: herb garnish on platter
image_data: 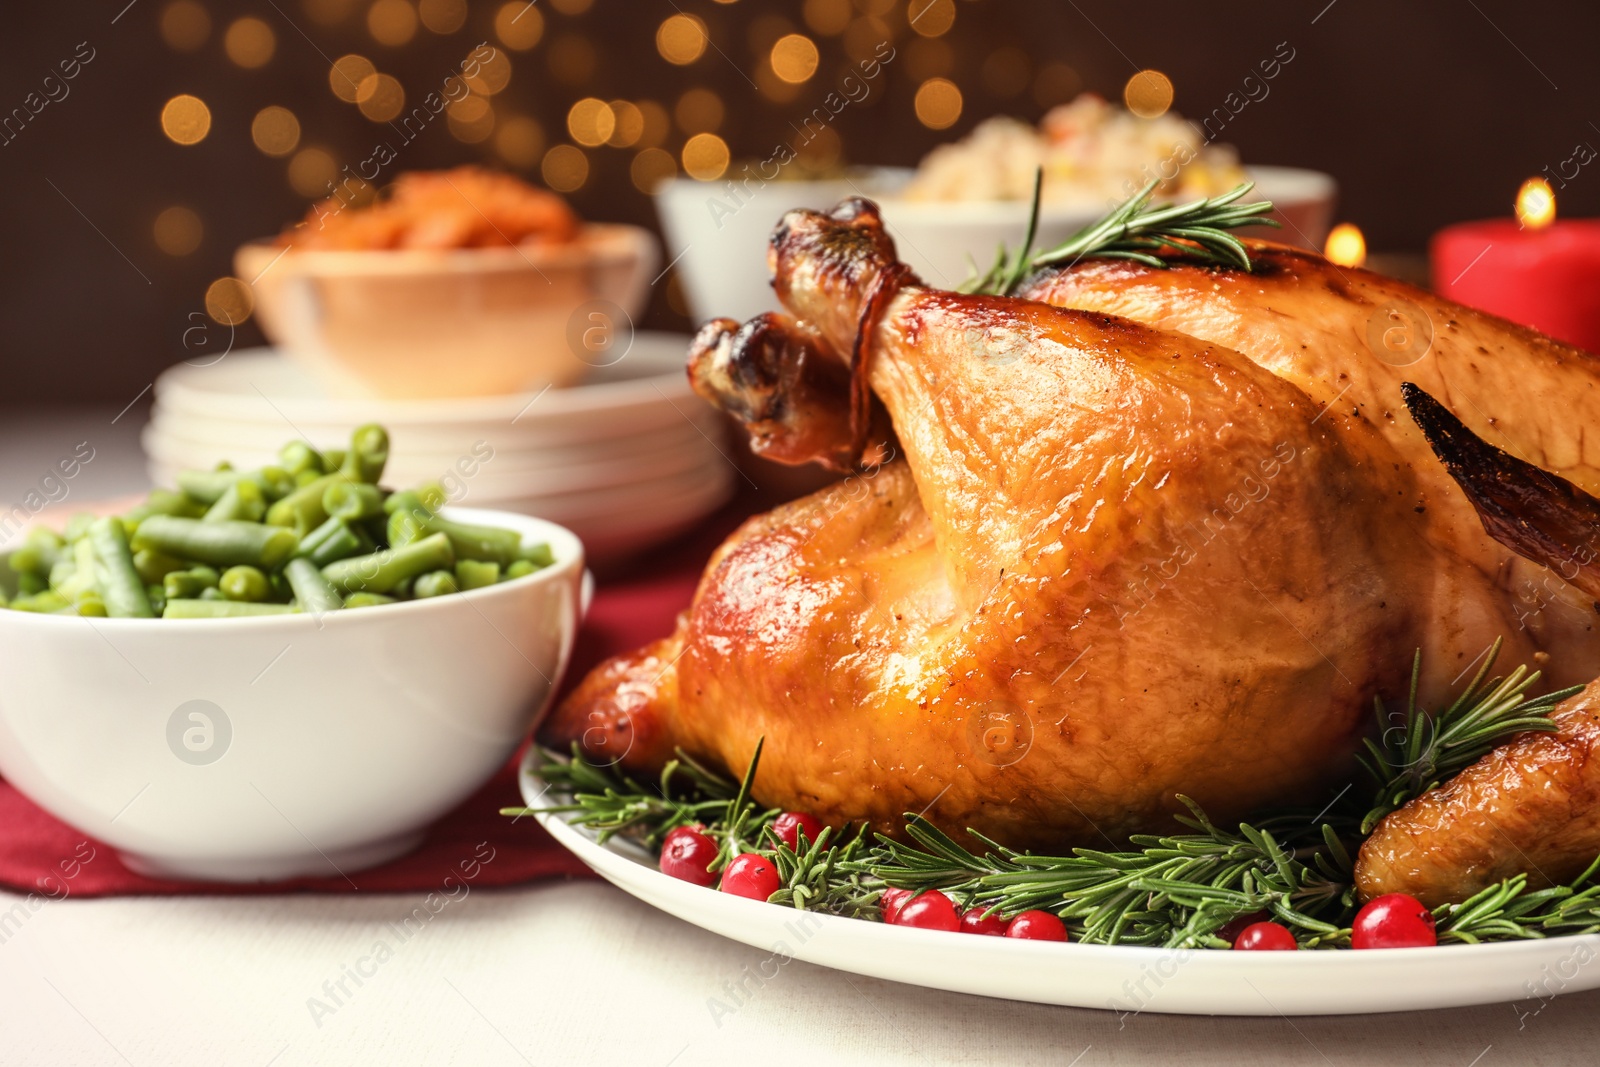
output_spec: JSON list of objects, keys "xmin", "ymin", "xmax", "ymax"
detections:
[{"xmin": 508, "ymin": 642, "xmax": 1600, "ymax": 949}]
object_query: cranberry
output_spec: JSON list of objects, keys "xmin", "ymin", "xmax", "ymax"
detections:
[
  {"xmin": 772, "ymin": 812, "xmax": 825, "ymax": 851},
  {"xmin": 1217, "ymin": 910, "xmax": 1271, "ymax": 943},
  {"xmin": 891, "ymin": 891, "xmax": 961, "ymax": 932},
  {"xmin": 1006, "ymin": 910, "xmax": 1069, "ymax": 941},
  {"xmin": 960, "ymin": 908, "xmax": 1008, "ymax": 936},
  {"xmin": 658, "ymin": 826, "xmax": 717, "ymax": 887},
  {"xmin": 1352, "ymin": 893, "xmax": 1437, "ymax": 949},
  {"xmin": 719, "ymin": 852, "xmax": 781, "ymax": 902},
  {"xmin": 1233, "ymin": 921, "xmax": 1298, "ymax": 951},
  {"xmin": 878, "ymin": 887, "xmax": 915, "ymax": 923}
]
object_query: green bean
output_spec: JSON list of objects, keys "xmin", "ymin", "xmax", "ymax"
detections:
[
  {"xmin": 88, "ymin": 517, "xmax": 154, "ymax": 618},
  {"xmin": 381, "ymin": 489, "xmax": 432, "ymax": 518},
  {"xmin": 10, "ymin": 528, "xmax": 66, "ymax": 575},
  {"xmin": 343, "ymin": 592, "xmax": 395, "ymax": 609},
  {"xmin": 133, "ymin": 548, "xmax": 185, "ymax": 585},
  {"xmin": 145, "ymin": 583, "xmax": 167, "ymax": 616},
  {"xmin": 505, "ymin": 559, "xmax": 536, "ymax": 580},
  {"xmin": 307, "ymin": 521, "xmax": 370, "ymax": 566},
  {"xmin": 387, "ymin": 508, "xmax": 426, "ymax": 549},
  {"xmin": 204, "ymin": 479, "xmax": 267, "ymax": 523},
  {"xmin": 321, "ymin": 532, "xmax": 454, "ymax": 595},
  {"xmin": 413, "ymin": 570, "xmax": 459, "ymax": 598},
  {"xmin": 74, "ymin": 592, "xmax": 108, "ymax": 617},
  {"xmin": 163, "ymin": 565, "xmax": 220, "ymax": 600},
  {"xmin": 278, "ymin": 440, "xmax": 327, "ymax": 477},
  {"xmin": 10, "ymin": 590, "xmax": 69, "ymax": 613},
  {"xmin": 178, "ymin": 466, "xmax": 294, "ymax": 505},
  {"xmin": 124, "ymin": 489, "xmax": 206, "ymax": 525},
  {"xmin": 132, "ymin": 516, "xmax": 298, "ymax": 569},
  {"xmin": 219, "ymin": 565, "xmax": 271, "ymax": 602},
  {"xmin": 199, "ymin": 586, "xmax": 226, "ymax": 601},
  {"xmin": 54, "ymin": 538, "xmax": 99, "ymax": 601},
  {"xmin": 341, "ymin": 424, "xmax": 389, "ymax": 484},
  {"xmin": 455, "ymin": 559, "xmax": 500, "ymax": 590},
  {"xmin": 519, "ymin": 542, "xmax": 555, "ymax": 568},
  {"xmin": 321, "ymin": 448, "xmax": 346, "ymax": 472},
  {"xmin": 162, "ymin": 600, "xmax": 296, "ymax": 619},
  {"xmin": 324, "ymin": 481, "xmax": 384, "ymax": 521},
  {"xmin": 284, "ymin": 557, "xmax": 343, "ymax": 614},
  {"xmin": 424, "ymin": 515, "xmax": 522, "ymax": 567},
  {"xmin": 415, "ymin": 481, "xmax": 447, "ymax": 511},
  {"xmin": 265, "ymin": 472, "xmax": 348, "ymax": 533},
  {"xmin": 296, "ymin": 515, "xmax": 344, "ymax": 555}
]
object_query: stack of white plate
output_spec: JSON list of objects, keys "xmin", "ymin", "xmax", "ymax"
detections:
[{"xmin": 143, "ymin": 332, "xmax": 733, "ymax": 564}]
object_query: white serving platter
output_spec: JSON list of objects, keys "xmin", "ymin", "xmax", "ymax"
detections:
[{"xmin": 520, "ymin": 747, "xmax": 1600, "ymax": 1017}]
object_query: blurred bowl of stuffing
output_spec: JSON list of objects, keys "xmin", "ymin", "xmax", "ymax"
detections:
[
  {"xmin": 872, "ymin": 95, "xmax": 1337, "ymax": 289},
  {"xmin": 236, "ymin": 168, "xmax": 659, "ymax": 400}
]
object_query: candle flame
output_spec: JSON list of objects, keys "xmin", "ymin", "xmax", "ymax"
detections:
[
  {"xmin": 1516, "ymin": 177, "xmax": 1555, "ymax": 229},
  {"xmin": 1325, "ymin": 222, "xmax": 1366, "ymax": 268}
]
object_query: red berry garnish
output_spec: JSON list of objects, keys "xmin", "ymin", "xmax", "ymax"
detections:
[
  {"xmin": 1005, "ymin": 910, "xmax": 1068, "ymax": 941},
  {"xmin": 960, "ymin": 908, "xmax": 1008, "ymax": 936},
  {"xmin": 772, "ymin": 812, "xmax": 825, "ymax": 851},
  {"xmin": 719, "ymin": 852, "xmax": 781, "ymax": 902},
  {"xmin": 1352, "ymin": 893, "xmax": 1437, "ymax": 949},
  {"xmin": 658, "ymin": 826, "xmax": 717, "ymax": 887},
  {"xmin": 891, "ymin": 891, "xmax": 961, "ymax": 932},
  {"xmin": 878, "ymin": 887, "xmax": 915, "ymax": 923},
  {"xmin": 1217, "ymin": 910, "xmax": 1271, "ymax": 943},
  {"xmin": 1233, "ymin": 921, "xmax": 1298, "ymax": 951}
]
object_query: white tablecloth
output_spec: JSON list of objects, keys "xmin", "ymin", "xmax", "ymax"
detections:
[{"xmin": 4, "ymin": 411, "xmax": 1599, "ymax": 1066}]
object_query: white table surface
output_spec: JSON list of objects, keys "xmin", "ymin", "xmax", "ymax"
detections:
[{"xmin": 4, "ymin": 410, "xmax": 1599, "ymax": 1066}]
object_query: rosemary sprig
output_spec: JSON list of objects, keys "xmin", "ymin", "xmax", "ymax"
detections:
[
  {"xmin": 1358, "ymin": 638, "xmax": 1582, "ymax": 833},
  {"xmin": 962, "ymin": 174, "xmax": 1280, "ymax": 296}
]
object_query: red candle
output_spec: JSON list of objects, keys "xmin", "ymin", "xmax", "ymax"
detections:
[{"xmin": 1432, "ymin": 179, "xmax": 1600, "ymax": 353}]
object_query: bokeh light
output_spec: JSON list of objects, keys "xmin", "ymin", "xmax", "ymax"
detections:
[
  {"xmin": 153, "ymin": 206, "xmax": 203, "ymax": 256},
  {"xmin": 657, "ymin": 14, "xmax": 708, "ymax": 65},
  {"xmin": 770, "ymin": 34, "xmax": 819, "ymax": 83},
  {"xmin": 914, "ymin": 77, "xmax": 962, "ymax": 129},
  {"xmin": 356, "ymin": 73, "xmax": 405, "ymax": 121},
  {"xmin": 630, "ymin": 147, "xmax": 677, "ymax": 193},
  {"xmin": 367, "ymin": 0, "xmax": 418, "ymax": 46},
  {"xmin": 288, "ymin": 147, "xmax": 338, "ymax": 198},
  {"xmin": 251, "ymin": 106, "xmax": 302, "ymax": 156},
  {"xmin": 606, "ymin": 100, "xmax": 644, "ymax": 148},
  {"xmin": 494, "ymin": 2, "xmax": 544, "ymax": 50},
  {"xmin": 541, "ymin": 144, "xmax": 589, "ymax": 192},
  {"xmin": 908, "ymin": 0, "xmax": 955, "ymax": 37},
  {"xmin": 682, "ymin": 132, "xmax": 729, "ymax": 181},
  {"xmin": 464, "ymin": 49, "xmax": 513, "ymax": 95},
  {"xmin": 1124, "ymin": 69, "xmax": 1174, "ymax": 119},
  {"xmin": 304, "ymin": 0, "xmax": 362, "ymax": 25},
  {"xmin": 160, "ymin": 1, "xmax": 211, "ymax": 51},
  {"xmin": 161, "ymin": 95, "xmax": 212, "ymax": 145},
  {"xmin": 1324, "ymin": 223, "xmax": 1367, "ymax": 268},
  {"xmin": 418, "ymin": 0, "xmax": 466, "ymax": 34},
  {"xmin": 567, "ymin": 98, "xmax": 616, "ymax": 147},
  {"xmin": 1516, "ymin": 177, "xmax": 1556, "ymax": 229},
  {"xmin": 675, "ymin": 88, "xmax": 724, "ymax": 134},
  {"xmin": 205, "ymin": 277, "xmax": 255, "ymax": 327},
  {"xmin": 448, "ymin": 96, "xmax": 495, "ymax": 143},
  {"xmin": 329, "ymin": 54, "xmax": 376, "ymax": 102},
  {"xmin": 856, "ymin": 0, "xmax": 895, "ymax": 15},
  {"xmin": 802, "ymin": 0, "xmax": 851, "ymax": 36},
  {"xmin": 495, "ymin": 115, "xmax": 545, "ymax": 168},
  {"xmin": 224, "ymin": 17, "xmax": 276, "ymax": 68}
]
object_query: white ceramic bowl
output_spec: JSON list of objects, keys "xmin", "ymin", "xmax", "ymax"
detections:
[
  {"xmin": 236, "ymin": 224, "xmax": 659, "ymax": 400},
  {"xmin": 874, "ymin": 165, "xmax": 1338, "ymax": 289},
  {"xmin": 0, "ymin": 508, "xmax": 585, "ymax": 883}
]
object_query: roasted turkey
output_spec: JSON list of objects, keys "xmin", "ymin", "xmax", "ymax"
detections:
[{"xmin": 542, "ymin": 198, "xmax": 1600, "ymax": 885}]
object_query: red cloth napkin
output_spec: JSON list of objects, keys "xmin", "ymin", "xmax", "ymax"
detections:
[{"xmin": 0, "ymin": 502, "xmax": 755, "ymax": 897}]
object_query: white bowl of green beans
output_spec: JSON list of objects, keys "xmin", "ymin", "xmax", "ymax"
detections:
[{"xmin": 0, "ymin": 425, "xmax": 586, "ymax": 882}]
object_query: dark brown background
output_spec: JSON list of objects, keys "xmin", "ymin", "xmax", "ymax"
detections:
[{"xmin": 1, "ymin": 0, "xmax": 1596, "ymax": 405}]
